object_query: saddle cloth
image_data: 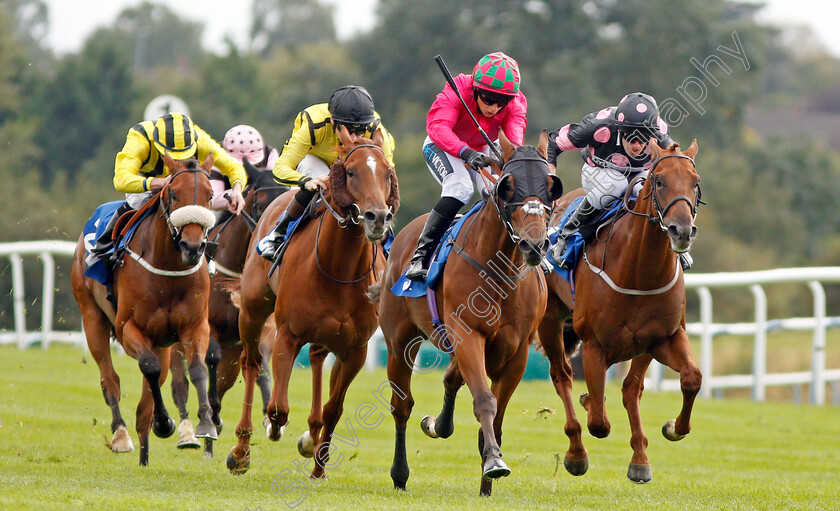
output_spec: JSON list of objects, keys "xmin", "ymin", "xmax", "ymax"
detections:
[{"xmin": 391, "ymin": 200, "xmax": 484, "ymax": 298}]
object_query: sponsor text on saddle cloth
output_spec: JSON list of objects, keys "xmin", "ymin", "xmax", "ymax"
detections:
[
  {"xmin": 546, "ymin": 195, "xmax": 631, "ymax": 283},
  {"xmin": 82, "ymin": 201, "xmax": 153, "ymax": 286}
]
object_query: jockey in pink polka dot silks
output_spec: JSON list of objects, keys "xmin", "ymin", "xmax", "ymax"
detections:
[
  {"xmin": 546, "ymin": 92, "xmax": 692, "ymax": 271},
  {"xmin": 405, "ymin": 52, "xmax": 528, "ymax": 281}
]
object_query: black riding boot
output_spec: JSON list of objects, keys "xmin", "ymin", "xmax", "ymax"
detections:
[
  {"xmin": 405, "ymin": 197, "xmax": 463, "ymax": 281},
  {"xmin": 258, "ymin": 187, "xmax": 316, "ymax": 262},
  {"xmin": 86, "ymin": 202, "xmax": 132, "ymax": 267},
  {"xmin": 551, "ymin": 197, "xmax": 600, "ymax": 270}
]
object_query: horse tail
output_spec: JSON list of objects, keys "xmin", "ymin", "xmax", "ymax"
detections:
[
  {"xmin": 366, "ymin": 282, "xmax": 382, "ymax": 305},
  {"xmin": 216, "ymin": 276, "xmax": 242, "ymax": 308}
]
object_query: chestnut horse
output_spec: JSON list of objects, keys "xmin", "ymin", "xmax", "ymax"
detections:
[
  {"xmin": 546, "ymin": 139, "xmax": 703, "ymax": 483},
  {"xmin": 379, "ymin": 131, "xmax": 563, "ymax": 495},
  {"xmin": 169, "ymin": 162, "xmax": 288, "ymax": 456},
  {"xmin": 226, "ymin": 126, "xmax": 399, "ymax": 476},
  {"xmin": 71, "ymin": 154, "xmax": 218, "ymax": 466}
]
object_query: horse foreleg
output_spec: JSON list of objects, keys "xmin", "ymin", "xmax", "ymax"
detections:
[
  {"xmin": 478, "ymin": 340, "xmax": 529, "ymax": 496},
  {"xmin": 651, "ymin": 329, "xmax": 702, "ymax": 440},
  {"xmin": 310, "ymin": 347, "xmax": 367, "ymax": 481},
  {"xmin": 297, "ymin": 344, "xmax": 329, "ymax": 458},
  {"xmin": 134, "ymin": 346, "xmax": 176, "ymax": 466},
  {"xmin": 456, "ymin": 336, "xmax": 507, "ymax": 483},
  {"xmin": 421, "ymin": 356, "xmax": 463, "ymax": 440},
  {"xmin": 537, "ymin": 314, "xmax": 587, "ymax": 476},
  {"xmin": 169, "ymin": 343, "xmax": 200, "ymax": 449},
  {"xmin": 265, "ymin": 328, "xmax": 300, "ymax": 443},
  {"xmin": 227, "ymin": 307, "xmax": 267, "ymax": 475},
  {"xmin": 622, "ymin": 354, "xmax": 653, "ymax": 483},
  {"xmin": 257, "ymin": 325, "xmax": 274, "ymax": 415},
  {"xmin": 579, "ymin": 341, "xmax": 610, "ymax": 438},
  {"xmin": 183, "ymin": 321, "xmax": 217, "ymax": 441},
  {"xmin": 205, "ymin": 336, "xmax": 222, "ymax": 427},
  {"xmin": 386, "ymin": 327, "xmax": 421, "ymax": 490}
]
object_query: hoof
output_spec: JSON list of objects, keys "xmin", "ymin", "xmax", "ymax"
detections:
[
  {"xmin": 482, "ymin": 457, "xmax": 510, "ymax": 480},
  {"xmin": 627, "ymin": 463, "xmax": 652, "ymax": 483},
  {"xmin": 579, "ymin": 392, "xmax": 588, "ymax": 407},
  {"xmin": 195, "ymin": 421, "xmax": 218, "ymax": 440},
  {"xmin": 226, "ymin": 450, "xmax": 249, "ymax": 475},
  {"xmin": 214, "ymin": 417, "xmax": 224, "ymax": 434},
  {"xmin": 564, "ymin": 455, "xmax": 589, "ymax": 476},
  {"xmin": 297, "ymin": 431, "xmax": 315, "ymax": 458},
  {"xmin": 265, "ymin": 416, "xmax": 286, "ymax": 441},
  {"xmin": 111, "ymin": 425, "xmax": 135, "ymax": 453},
  {"xmin": 153, "ymin": 416, "xmax": 177, "ymax": 439},
  {"xmin": 661, "ymin": 419, "xmax": 686, "ymax": 441},
  {"xmin": 176, "ymin": 419, "xmax": 201, "ymax": 449},
  {"xmin": 420, "ymin": 416, "xmax": 439, "ymax": 439}
]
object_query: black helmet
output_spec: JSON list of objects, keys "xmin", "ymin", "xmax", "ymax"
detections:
[
  {"xmin": 328, "ymin": 85, "xmax": 376, "ymax": 125},
  {"xmin": 615, "ymin": 92, "xmax": 659, "ymax": 131}
]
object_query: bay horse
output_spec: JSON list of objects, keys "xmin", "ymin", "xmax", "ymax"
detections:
[
  {"xmin": 226, "ymin": 126, "xmax": 399, "ymax": 477},
  {"xmin": 71, "ymin": 153, "xmax": 218, "ymax": 466},
  {"xmin": 378, "ymin": 131, "xmax": 563, "ymax": 495},
  {"xmin": 546, "ymin": 139, "xmax": 703, "ymax": 483},
  {"xmin": 169, "ymin": 162, "xmax": 288, "ymax": 456}
]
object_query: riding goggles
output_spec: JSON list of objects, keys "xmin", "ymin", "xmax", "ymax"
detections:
[
  {"xmin": 336, "ymin": 121, "xmax": 370, "ymax": 136},
  {"xmin": 475, "ymin": 89, "xmax": 513, "ymax": 108}
]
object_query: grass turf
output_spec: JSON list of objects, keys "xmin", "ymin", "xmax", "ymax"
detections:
[{"xmin": 0, "ymin": 344, "xmax": 837, "ymax": 510}]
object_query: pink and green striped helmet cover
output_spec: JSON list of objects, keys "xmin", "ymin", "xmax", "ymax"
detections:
[{"xmin": 472, "ymin": 52, "xmax": 520, "ymax": 96}]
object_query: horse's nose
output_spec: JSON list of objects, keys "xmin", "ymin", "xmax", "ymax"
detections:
[
  {"xmin": 179, "ymin": 240, "xmax": 206, "ymax": 264},
  {"xmin": 667, "ymin": 224, "xmax": 695, "ymax": 243},
  {"xmin": 363, "ymin": 208, "xmax": 392, "ymax": 240},
  {"xmin": 518, "ymin": 238, "xmax": 549, "ymax": 266}
]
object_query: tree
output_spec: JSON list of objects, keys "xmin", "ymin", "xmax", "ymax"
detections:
[{"xmin": 249, "ymin": 0, "xmax": 337, "ymax": 57}]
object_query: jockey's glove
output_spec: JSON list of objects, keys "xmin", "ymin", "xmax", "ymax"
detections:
[{"xmin": 460, "ymin": 147, "xmax": 491, "ymax": 170}]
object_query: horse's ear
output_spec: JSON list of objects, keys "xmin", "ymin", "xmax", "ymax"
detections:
[
  {"xmin": 648, "ymin": 138, "xmax": 664, "ymax": 159},
  {"xmin": 336, "ymin": 124, "xmax": 353, "ymax": 150},
  {"xmin": 162, "ymin": 151, "xmax": 176, "ymax": 170},
  {"xmin": 499, "ymin": 129, "xmax": 515, "ymax": 162},
  {"xmin": 538, "ymin": 129, "xmax": 549, "ymax": 160},
  {"xmin": 243, "ymin": 157, "xmax": 260, "ymax": 182},
  {"xmin": 202, "ymin": 154, "xmax": 214, "ymax": 172},
  {"xmin": 684, "ymin": 138, "xmax": 699, "ymax": 159},
  {"xmin": 547, "ymin": 175, "xmax": 564, "ymax": 202},
  {"xmin": 371, "ymin": 127, "xmax": 385, "ymax": 148},
  {"xmin": 497, "ymin": 174, "xmax": 515, "ymax": 202}
]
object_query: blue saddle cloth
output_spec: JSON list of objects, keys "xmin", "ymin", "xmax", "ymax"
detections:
[
  {"xmin": 547, "ymin": 196, "xmax": 628, "ymax": 282},
  {"xmin": 391, "ymin": 201, "xmax": 485, "ymax": 298},
  {"xmin": 82, "ymin": 201, "xmax": 149, "ymax": 286}
]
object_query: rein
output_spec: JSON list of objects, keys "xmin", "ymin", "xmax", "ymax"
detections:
[
  {"xmin": 313, "ymin": 212, "xmax": 379, "ymax": 284},
  {"xmin": 449, "ymin": 205, "xmax": 529, "ymax": 283},
  {"xmin": 623, "ymin": 153, "xmax": 704, "ymax": 230}
]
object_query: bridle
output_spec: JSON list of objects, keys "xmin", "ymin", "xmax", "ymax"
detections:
[
  {"xmin": 624, "ymin": 153, "xmax": 705, "ymax": 230},
  {"xmin": 159, "ymin": 167, "xmax": 214, "ymax": 249},
  {"xmin": 492, "ymin": 154, "xmax": 554, "ymax": 246},
  {"xmin": 319, "ymin": 143, "xmax": 394, "ymax": 228}
]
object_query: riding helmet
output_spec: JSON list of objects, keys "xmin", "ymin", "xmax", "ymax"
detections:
[
  {"xmin": 223, "ymin": 124, "xmax": 265, "ymax": 165},
  {"xmin": 328, "ymin": 85, "xmax": 376, "ymax": 125},
  {"xmin": 614, "ymin": 92, "xmax": 660, "ymax": 130},
  {"xmin": 472, "ymin": 52, "xmax": 520, "ymax": 96},
  {"xmin": 152, "ymin": 112, "xmax": 197, "ymax": 159}
]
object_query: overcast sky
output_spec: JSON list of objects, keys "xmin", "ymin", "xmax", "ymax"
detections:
[{"xmin": 40, "ymin": 0, "xmax": 840, "ymax": 57}]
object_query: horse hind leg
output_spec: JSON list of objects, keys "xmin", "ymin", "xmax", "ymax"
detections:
[
  {"xmin": 386, "ymin": 327, "xmax": 421, "ymax": 490},
  {"xmin": 420, "ymin": 356, "xmax": 462, "ymax": 440},
  {"xmin": 298, "ymin": 344, "xmax": 328, "ymax": 458},
  {"xmin": 622, "ymin": 354, "xmax": 654, "ymax": 483},
  {"xmin": 205, "ymin": 343, "xmax": 241, "ymax": 458},
  {"xmin": 77, "ymin": 286, "xmax": 133, "ymax": 452}
]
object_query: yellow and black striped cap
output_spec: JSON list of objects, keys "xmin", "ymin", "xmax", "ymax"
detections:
[{"xmin": 152, "ymin": 113, "xmax": 197, "ymax": 159}]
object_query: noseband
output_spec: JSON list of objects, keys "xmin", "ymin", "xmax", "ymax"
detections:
[
  {"xmin": 160, "ymin": 167, "xmax": 215, "ymax": 248},
  {"xmin": 624, "ymin": 153, "xmax": 705, "ymax": 230}
]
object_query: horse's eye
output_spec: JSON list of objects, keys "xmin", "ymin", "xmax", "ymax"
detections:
[
  {"xmin": 346, "ymin": 168, "xmax": 355, "ymax": 178},
  {"xmin": 654, "ymin": 177, "xmax": 664, "ymax": 188},
  {"xmin": 170, "ymin": 192, "xmax": 178, "ymax": 202}
]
